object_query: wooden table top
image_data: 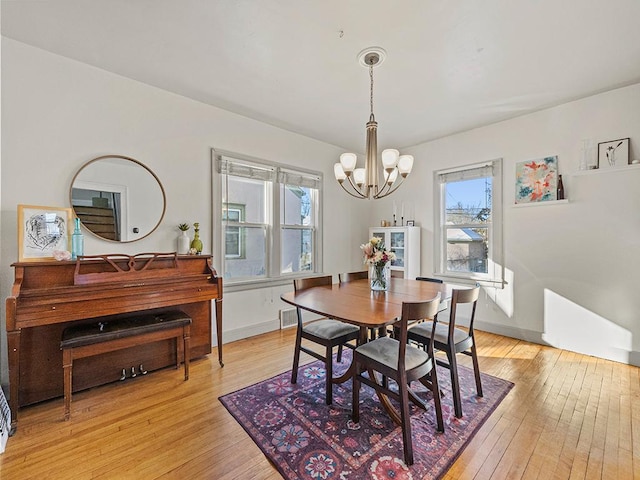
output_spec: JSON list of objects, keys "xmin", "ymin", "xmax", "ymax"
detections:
[{"xmin": 280, "ymin": 278, "xmax": 452, "ymax": 329}]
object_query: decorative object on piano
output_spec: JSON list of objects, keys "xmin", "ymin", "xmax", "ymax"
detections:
[
  {"xmin": 71, "ymin": 217, "xmax": 84, "ymax": 260},
  {"xmin": 70, "ymin": 154, "xmax": 166, "ymax": 242},
  {"xmin": 53, "ymin": 250, "xmax": 72, "ymax": 261},
  {"xmin": 361, "ymin": 236, "xmax": 395, "ymax": 291},
  {"xmin": 597, "ymin": 138, "xmax": 630, "ymax": 169},
  {"xmin": 190, "ymin": 222, "xmax": 203, "ymax": 254},
  {"xmin": 177, "ymin": 223, "xmax": 191, "ymax": 255},
  {"xmin": 17, "ymin": 204, "xmax": 72, "ymax": 262}
]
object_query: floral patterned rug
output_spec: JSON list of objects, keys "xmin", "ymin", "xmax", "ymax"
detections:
[{"xmin": 220, "ymin": 351, "xmax": 513, "ymax": 479}]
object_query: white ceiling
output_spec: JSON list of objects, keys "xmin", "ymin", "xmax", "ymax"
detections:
[{"xmin": 2, "ymin": 0, "xmax": 640, "ymax": 153}]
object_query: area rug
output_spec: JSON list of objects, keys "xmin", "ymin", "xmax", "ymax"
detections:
[{"xmin": 220, "ymin": 351, "xmax": 513, "ymax": 479}]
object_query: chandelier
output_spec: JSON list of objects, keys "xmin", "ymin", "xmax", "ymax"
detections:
[{"xmin": 334, "ymin": 47, "xmax": 414, "ymax": 199}]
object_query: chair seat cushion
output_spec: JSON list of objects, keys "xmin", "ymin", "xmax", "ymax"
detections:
[
  {"xmin": 409, "ymin": 321, "xmax": 469, "ymax": 345},
  {"xmin": 356, "ymin": 336, "xmax": 430, "ymax": 371},
  {"xmin": 303, "ymin": 319, "xmax": 359, "ymax": 340}
]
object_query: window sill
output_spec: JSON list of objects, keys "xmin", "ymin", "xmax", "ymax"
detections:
[
  {"xmin": 223, "ymin": 273, "xmax": 325, "ymax": 293},
  {"xmin": 436, "ymin": 273, "xmax": 507, "ymax": 288}
]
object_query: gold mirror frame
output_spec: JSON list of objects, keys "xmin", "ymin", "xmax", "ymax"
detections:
[{"xmin": 69, "ymin": 155, "xmax": 166, "ymax": 243}]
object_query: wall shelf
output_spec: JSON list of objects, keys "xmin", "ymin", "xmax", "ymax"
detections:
[
  {"xmin": 513, "ymin": 199, "xmax": 569, "ymax": 208},
  {"xmin": 572, "ymin": 163, "xmax": 640, "ymax": 176}
]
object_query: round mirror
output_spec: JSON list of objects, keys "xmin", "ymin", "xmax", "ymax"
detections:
[{"xmin": 70, "ymin": 155, "xmax": 166, "ymax": 242}]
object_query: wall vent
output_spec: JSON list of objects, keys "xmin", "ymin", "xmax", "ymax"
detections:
[{"xmin": 279, "ymin": 308, "xmax": 297, "ymax": 329}]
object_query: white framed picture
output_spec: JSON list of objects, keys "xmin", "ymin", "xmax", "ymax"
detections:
[{"xmin": 597, "ymin": 138, "xmax": 630, "ymax": 169}]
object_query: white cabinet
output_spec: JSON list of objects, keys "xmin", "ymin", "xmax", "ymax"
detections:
[{"xmin": 368, "ymin": 226, "xmax": 421, "ymax": 280}]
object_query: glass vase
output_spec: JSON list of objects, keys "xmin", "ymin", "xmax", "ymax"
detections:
[{"xmin": 369, "ymin": 263, "xmax": 391, "ymax": 291}]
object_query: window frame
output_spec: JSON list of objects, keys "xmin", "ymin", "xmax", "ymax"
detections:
[
  {"xmin": 212, "ymin": 148, "xmax": 323, "ymax": 290},
  {"xmin": 434, "ymin": 158, "xmax": 504, "ymax": 287},
  {"xmin": 222, "ymin": 203, "xmax": 245, "ymax": 259}
]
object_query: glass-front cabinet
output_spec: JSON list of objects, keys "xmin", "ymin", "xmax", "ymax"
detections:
[{"xmin": 368, "ymin": 226, "xmax": 421, "ymax": 279}]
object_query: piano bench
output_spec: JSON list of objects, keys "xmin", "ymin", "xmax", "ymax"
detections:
[{"xmin": 60, "ymin": 310, "xmax": 192, "ymax": 421}]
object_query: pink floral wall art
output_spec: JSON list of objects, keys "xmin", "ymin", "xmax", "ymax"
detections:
[{"xmin": 515, "ymin": 156, "xmax": 558, "ymax": 204}]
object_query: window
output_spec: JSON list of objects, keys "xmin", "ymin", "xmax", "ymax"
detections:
[
  {"xmin": 214, "ymin": 150, "xmax": 322, "ymax": 284},
  {"xmin": 222, "ymin": 204, "xmax": 245, "ymax": 258},
  {"xmin": 434, "ymin": 159, "xmax": 503, "ymax": 286}
]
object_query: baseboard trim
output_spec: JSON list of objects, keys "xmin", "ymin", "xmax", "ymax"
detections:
[
  {"xmin": 214, "ymin": 319, "xmax": 280, "ymax": 345},
  {"xmin": 474, "ymin": 320, "xmax": 543, "ymax": 345}
]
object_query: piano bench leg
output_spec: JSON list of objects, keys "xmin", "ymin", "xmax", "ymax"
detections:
[
  {"xmin": 183, "ymin": 325, "xmax": 190, "ymax": 381},
  {"xmin": 63, "ymin": 349, "xmax": 72, "ymax": 421}
]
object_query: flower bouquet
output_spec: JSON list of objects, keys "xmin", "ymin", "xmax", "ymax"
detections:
[{"xmin": 361, "ymin": 237, "xmax": 396, "ymax": 291}]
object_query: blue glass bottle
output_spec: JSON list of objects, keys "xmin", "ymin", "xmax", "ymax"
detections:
[{"xmin": 71, "ymin": 218, "xmax": 84, "ymax": 260}]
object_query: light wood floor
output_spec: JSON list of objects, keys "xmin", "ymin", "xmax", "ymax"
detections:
[{"xmin": 1, "ymin": 328, "xmax": 638, "ymax": 479}]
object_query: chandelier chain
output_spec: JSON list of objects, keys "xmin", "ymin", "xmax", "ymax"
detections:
[{"xmin": 369, "ymin": 64, "xmax": 374, "ymax": 117}]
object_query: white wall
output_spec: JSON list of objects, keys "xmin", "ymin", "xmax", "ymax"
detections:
[
  {"xmin": 0, "ymin": 38, "xmax": 369, "ymax": 383},
  {"xmin": 2, "ymin": 37, "xmax": 639, "ymax": 389},
  {"xmin": 372, "ymin": 83, "xmax": 640, "ymax": 365}
]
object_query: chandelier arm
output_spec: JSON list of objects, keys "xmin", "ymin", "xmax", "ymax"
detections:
[
  {"xmin": 339, "ymin": 180, "xmax": 367, "ymax": 199},
  {"xmin": 345, "ymin": 174, "xmax": 366, "ymax": 195},
  {"xmin": 373, "ymin": 178, "xmax": 393, "ymax": 197},
  {"xmin": 373, "ymin": 176, "xmax": 407, "ymax": 199}
]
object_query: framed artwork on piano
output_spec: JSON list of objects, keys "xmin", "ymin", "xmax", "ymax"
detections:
[{"xmin": 17, "ymin": 204, "xmax": 73, "ymax": 262}]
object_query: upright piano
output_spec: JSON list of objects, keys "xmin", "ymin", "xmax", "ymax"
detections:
[{"xmin": 5, "ymin": 253, "xmax": 223, "ymax": 433}]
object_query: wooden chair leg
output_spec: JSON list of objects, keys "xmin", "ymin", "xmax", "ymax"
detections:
[
  {"xmin": 352, "ymin": 361, "xmax": 360, "ymax": 423},
  {"xmin": 325, "ymin": 346, "xmax": 333, "ymax": 405},
  {"xmin": 430, "ymin": 366, "xmax": 444, "ymax": 432},
  {"xmin": 337, "ymin": 344, "xmax": 343, "ymax": 363},
  {"xmin": 448, "ymin": 351, "xmax": 463, "ymax": 418},
  {"xmin": 291, "ymin": 326, "xmax": 303, "ymax": 384},
  {"xmin": 470, "ymin": 341, "xmax": 483, "ymax": 397},
  {"xmin": 398, "ymin": 372, "xmax": 414, "ymax": 466}
]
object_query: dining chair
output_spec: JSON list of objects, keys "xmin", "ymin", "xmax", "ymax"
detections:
[
  {"xmin": 352, "ymin": 296, "xmax": 444, "ymax": 466},
  {"xmin": 291, "ymin": 275, "xmax": 360, "ymax": 405},
  {"xmin": 415, "ymin": 276, "xmax": 449, "ymax": 312},
  {"xmin": 407, "ymin": 286, "xmax": 482, "ymax": 418},
  {"xmin": 338, "ymin": 271, "xmax": 385, "ymax": 340}
]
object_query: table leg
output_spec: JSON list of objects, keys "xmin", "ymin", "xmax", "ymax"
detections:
[{"xmin": 331, "ymin": 326, "xmax": 368, "ymax": 385}]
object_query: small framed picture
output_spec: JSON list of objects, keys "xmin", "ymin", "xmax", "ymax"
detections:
[
  {"xmin": 17, "ymin": 204, "xmax": 73, "ymax": 261},
  {"xmin": 597, "ymin": 138, "xmax": 630, "ymax": 169},
  {"xmin": 406, "ymin": 220, "xmax": 415, "ymax": 226}
]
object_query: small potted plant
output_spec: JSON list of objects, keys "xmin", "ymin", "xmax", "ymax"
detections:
[{"xmin": 177, "ymin": 223, "xmax": 190, "ymax": 254}]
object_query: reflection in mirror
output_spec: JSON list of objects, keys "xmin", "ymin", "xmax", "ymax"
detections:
[{"xmin": 70, "ymin": 155, "xmax": 166, "ymax": 242}]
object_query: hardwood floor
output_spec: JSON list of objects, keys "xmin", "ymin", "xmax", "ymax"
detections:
[{"xmin": 1, "ymin": 328, "xmax": 638, "ymax": 479}]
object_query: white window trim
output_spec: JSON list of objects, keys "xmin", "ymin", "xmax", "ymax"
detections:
[
  {"xmin": 433, "ymin": 158, "xmax": 505, "ymax": 288},
  {"xmin": 211, "ymin": 148, "xmax": 323, "ymax": 290}
]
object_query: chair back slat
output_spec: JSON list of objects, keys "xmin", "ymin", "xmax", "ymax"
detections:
[
  {"xmin": 448, "ymin": 286, "xmax": 480, "ymax": 339},
  {"xmin": 338, "ymin": 271, "xmax": 368, "ymax": 283},
  {"xmin": 415, "ymin": 276, "xmax": 443, "ymax": 283},
  {"xmin": 294, "ymin": 275, "xmax": 332, "ymax": 292},
  {"xmin": 397, "ymin": 295, "xmax": 441, "ymax": 368}
]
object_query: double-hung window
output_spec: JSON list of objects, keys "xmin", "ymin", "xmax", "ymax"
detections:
[
  {"xmin": 214, "ymin": 149, "xmax": 322, "ymax": 285},
  {"xmin": 434, "ymin": 158, "xmax": 504, "ymax": 286}
]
